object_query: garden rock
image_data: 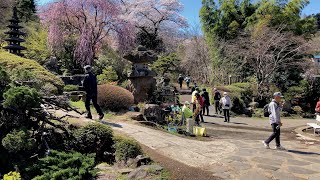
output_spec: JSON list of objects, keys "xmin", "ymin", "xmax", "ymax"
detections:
[
  {"xmin": 127, "ymin": 165, "xmax": 163, "ymax": 179},
  {"xmin": 130, "ymin": 112, "xmax": 145, "ymax": 121},
  {"xmin": 142, "ymin": 104, "xmax": 163, "ymax": 123}
]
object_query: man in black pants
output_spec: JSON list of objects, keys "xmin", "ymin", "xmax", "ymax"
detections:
[
  {"xmin": 213, "ymin": 88, "xmax": 221, "ymax": 114},
  {"xmin": 263, "ymin": 92, "xmax": 285, "ymax": 150},
  {"xmin": 83, "ymin": 65, "xmax": 104, "ymax": 120},
  {"xmin": 201, "ymin": 88, "xmax": 210, "ymax": 116}
]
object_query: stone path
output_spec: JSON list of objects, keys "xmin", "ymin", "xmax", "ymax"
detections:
[{"xmin": 55, "ymin": 109, "xmax": 320, "ymax": 180}]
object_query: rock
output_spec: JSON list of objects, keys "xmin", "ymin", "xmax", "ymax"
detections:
[
  {"xmin": 127, "ymin": 165, "xmax": 163, "ymax": 179},
  {"xmin": 135, "ymin": 155, "xmax": 151, "ymax": 167},
  {"xmin": 140, "ymin": 165, "xmax": 163, "ymax": 173},
  {"xmin": 96, "ymin": 163, "xmax": 113, "ymax": 171},
  {"xmin": 127, "ymin": 78, "xmax": 157, "ymax": 104},
  {"xmin": 118, "ymin": 168, "xmax": 134, "ymax": 175},
  {"xmin": 130, "ymin": 112, "xmax": 145, "ymax": 121},
  {"xmin": 142, "ymin": 104, "xmax": 163, "ymax": 123},
  {"xmin": 128, "ymin": 168, "xmax": 148, "ymax": 179},
  {"xmin": 249, "ymin": 102, "xmax": 259, "ymax": 109}
]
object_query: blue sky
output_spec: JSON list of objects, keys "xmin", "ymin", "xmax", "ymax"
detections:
[{"xmin": 38, "ymin": 0, "xmax": 320, "ymax": 27}]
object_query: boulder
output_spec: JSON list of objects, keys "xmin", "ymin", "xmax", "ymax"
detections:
[
  {"xmin": 142, "ymin": 104, "xmax": 163, "ymax": 123},
  {"xmin": 127, "ymin": 165, "xmax": 163, "ymax": 179}
]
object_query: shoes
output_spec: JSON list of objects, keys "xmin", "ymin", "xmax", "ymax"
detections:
[
  {"xmin": 262, "ymin": 141, "xmax": 270, "ymax": 149},
  {"xmin": 276, "ymin": 145, "xmax": 286, "ymax": 150},
  {"xmin": 99, "ymin": 114, "xmax": 104, "ymax": 120},
  {"xmin": 85, "ymin": 114, "xmax": 92, "ymax": 119},
  {"xmin": 224, "ymin": 120, "xmax": 227, "ymax": 122}
]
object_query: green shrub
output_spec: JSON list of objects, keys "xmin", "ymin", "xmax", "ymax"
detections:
[
  {"xmin": 63, "ymin": 85, "xmax": 79, "ymax": 92},
  {"xmin": 113, "ymin": 136, "xmax": 142, "ymax": 162},
  {"xmin": 97, "ymin": 84, "xmax": 134, "ymax": 111},
  {"xmin": 292, "ymin": 106, "xmax": 303, "ymax": 115},
  {"xmin": 0, "ymin": 50, "xmax": 64, "ymax": 91},
  {"xmin": 231, "ymin": 97, "xmax": 245, "ymax": 115},
  {"xmin": 3, "ymin": 171, "xmax": 21, "ymax": 180},
  {"xmin": 27, "ymin": 150, "xmax": 97, "ymax": 180},
  {"xmin": 40, "ymin": 83, "xmax": 58, "ymax": 95},
  {"xmin": 0, "ymin": 66, "xmax": 10, "ymax": 97},
  {"xmin": 97, "ymin": 66, "xmax": 118, "ymax": 84},
  {"xmin": 72, "ymin": 123, "xmax": 113, "ymax": 162},
  {"xmin": 2, "ymin": 129, "xmax": 35, "ymax": 153},
  {"xmin": 285, "ymin": 86, "xmax": 305, "ymax": 100},
  {"xmin": 3, "ymin": 86, "xmax": 41, "ymax": 112}
]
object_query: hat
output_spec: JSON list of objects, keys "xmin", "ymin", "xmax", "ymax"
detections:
[
  {"xmin": 223, "ymin": 92, "xmax": 228, "ymax": 95},
  {"xmin": 184, "ymin": 101, "xmax": 190, "ymax": 105},
  {"xmin": 273, "ymin": 92, "xmax": 284, "ymax": 98},
  {"xmin": 214, "ymin": 88, "xmax": 217, "ymax": 91},
  {"xmin": 203, "ymin": 88, "xmax": 206, "ymax": 91}
]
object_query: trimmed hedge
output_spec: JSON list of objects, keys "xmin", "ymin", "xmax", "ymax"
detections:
[
  {"xmin": 63, "ymin": 85, "xmax": 79, "ymax": 92},
  {"xmin": 113, "ymin": 135, "xmax": 143, "ymax": 162},
  {"xmin": 0, "ymin": 51, "xmax": 64, "ymax": 91},
  {"xmin": 97, "ymin": 84, "xmax": 134, "ymax": 111}
]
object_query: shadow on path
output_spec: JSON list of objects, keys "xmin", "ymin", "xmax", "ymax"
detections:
[
  {"xmin": 288, "ymin": 149, "xmax": 320, "ymax": 156},
  {"xmin": 101, "ymin": 121, "xmax": 123, "ymax": 128}
]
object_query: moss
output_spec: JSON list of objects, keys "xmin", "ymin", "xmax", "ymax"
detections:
[{"xmin": 0, "ymin": 50, "xmax": 64, "ymax": 91}]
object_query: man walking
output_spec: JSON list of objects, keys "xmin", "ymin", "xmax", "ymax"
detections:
[
  {"xmin": 220, "ymin": 92, "xmax": 232, "ymax": 122},
  {"xmin": 213, "ymin": 88, "xmax": 221, "ymax": 114},
  {"xmin": 178, "ymin": 74, "xmax": 184, "ymax": 89},
  {"xmin": 202, "ymin": 88, "xmax": 210, "ymax": 116},
  {"xmin": 262, "ymin": 92, "xmax": 285, "ymax": 150},
  {"xmin": 83, "ymin": 65, "xmax": 104, "ymax": 120}
]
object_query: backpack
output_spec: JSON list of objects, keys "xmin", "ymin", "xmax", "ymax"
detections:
[{"xmin": 263, "ymin": 104, "xmax": 270, "ymax": 117}]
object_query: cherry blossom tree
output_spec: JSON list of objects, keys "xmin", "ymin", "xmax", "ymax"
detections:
[
  {"xmin": 40, "ymin": 0, "xmax": 135, "ymax": 65},
  {"xmin": 121, "ymin": 0, "xmax": 188, "ymax": 51}
]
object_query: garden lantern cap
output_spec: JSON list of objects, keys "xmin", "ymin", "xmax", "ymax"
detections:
[{"xmin": 273, "ymin": 92, "xmax": 284, "ymax": 98}]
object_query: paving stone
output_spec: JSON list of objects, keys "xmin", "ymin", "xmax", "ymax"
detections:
[
  {"xmin": 239, "ymin": 170, "xmax": 269, "ymax": 180},
  {"xmin": 228, "ymin": 156, "xmax": 247, "ymax": 162},
  {"xmin": 272, "ymin": 171, "xmax": 298, "ymax": 180},
  {"xmin": 288, "ymin": 166, "xmax": 317, "ymax": 175},
  {"xmin": 308, "ymin": 174, "xmax": 320, "ymax": 180},
  {"xmin": 287, "ymin": 159, "xmax": 311, "ymax": 166},
  {"xmin": 272, "ymin": 151, "xmax": 294, "ymax": 158},
  {"xmin": 304, "ymin": 157, "xmax": 320, "ymax": 164},
  {"xmin": 230, "ymin": 161, "xmax": 251, "ymax": 171},
  {"xmin": 257, "ymin": 164, "xmax": 279, "ymax": 171},
  {"xmin": 252, "ymin": 157, "xmax": 283, "ymax": 166}
]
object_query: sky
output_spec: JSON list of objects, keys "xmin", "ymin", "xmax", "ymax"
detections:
[{"xmin": 37, "ymin": 0, "xmax": 320, "ymax": 27}]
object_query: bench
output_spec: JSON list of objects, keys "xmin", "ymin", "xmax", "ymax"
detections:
[
  {"xmin": 307, "ymin": 123, "xmax": 320, "ymax": 135},
  {"xmin": 307, "ymin": 115, "xmax": 320, "ymax": 135}
]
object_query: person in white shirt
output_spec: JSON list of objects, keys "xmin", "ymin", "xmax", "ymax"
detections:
[{"xmin": 220, "ymin": 92, "xmax": 232, "ymax": 122}]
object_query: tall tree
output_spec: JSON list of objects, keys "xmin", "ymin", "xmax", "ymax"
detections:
[
  {"xmin": 17, "ymin": 0, "xmax": 37, "ymax": 22},
  {"xmin": 121, "ymin": 0, "xmax": 188, "ymax": 52},
  {"xmin": 40, "ymin": 0, "xmax": 135, "ymax": 65}
]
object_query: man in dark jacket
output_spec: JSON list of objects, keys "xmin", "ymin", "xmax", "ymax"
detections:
[
  {"xmin": 83, "ymin": 65, "xmax": 104, "ymax": 120},
  {"xmin": 213, "ymin": 88, "xmax": 221, "ymax": 114},
  {"xmin": 201, "ymin": 89, "xmax": 210, "ymax": 116}
]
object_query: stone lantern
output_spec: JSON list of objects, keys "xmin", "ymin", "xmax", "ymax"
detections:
[
  {"xmin": 3, "ymin": 7, "xmax": 26, "ymax": 57},
  {"xmin": 124, "ymin": 46, "xmax": 157, "ymax": 103}
]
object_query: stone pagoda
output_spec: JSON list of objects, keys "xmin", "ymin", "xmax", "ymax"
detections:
[
  {"xmin": 4, "ymin": 7, "xmax": 26, "ymax": 57},
  {"xmin": 124, "ymin": 46, "xmax": 157, "ymax": 103}
]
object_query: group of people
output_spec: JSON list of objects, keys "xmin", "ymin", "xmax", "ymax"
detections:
[
  {"xmin": 178, "ymin": 74, "xmax": 191, "ymax": 89},
  {"xmin": 82, "ymin": 67, "xmax": 288, "ymax": 150},
  {"xmin": 181, "ymin": 85, "xmax": 233, "ymax": 125}
]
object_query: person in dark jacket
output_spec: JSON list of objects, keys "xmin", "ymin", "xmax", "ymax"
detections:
[
  {"xmin": 83, "ymin": 65, "xmax": 104, "ymax": 120},
  {"xmin": 213, "ymin": 88, "xmax": 221, "ymax": 114},
  {"xmin": 201, "ymin": 89, "xmax": 210, "ymax": 116},
  {"xmin": 178, "ymin": 74, "xmax": 184, "ymax": 89}
]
